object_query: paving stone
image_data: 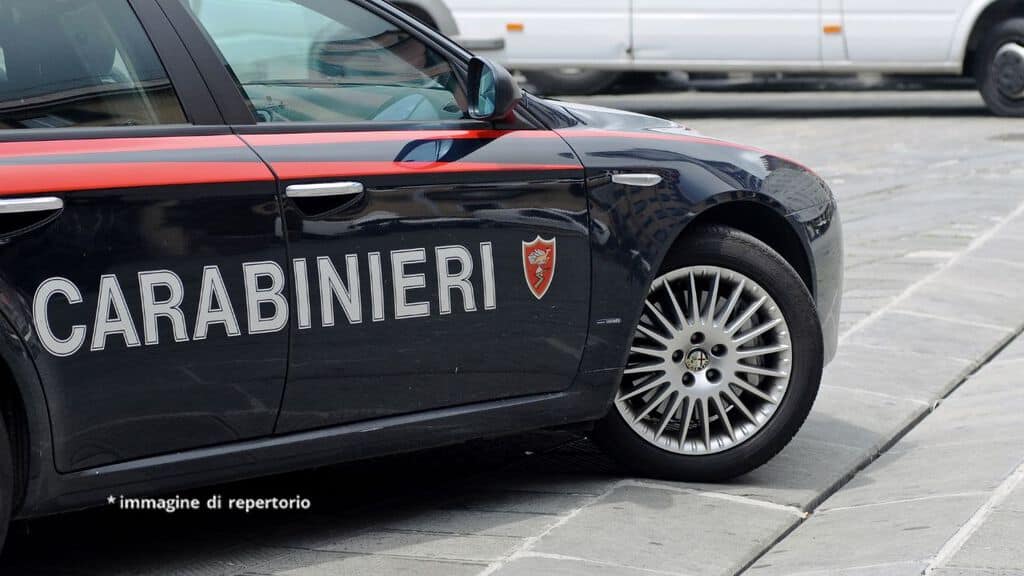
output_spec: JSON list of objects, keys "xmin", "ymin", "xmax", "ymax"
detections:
[
  {"xmin": 844, "ymin": 258, "xmax": 939, "ymax": 286},
  {"xmin": 376, "ymin": 508, "xmax": 559, "ymax": 538},
  {"xmin": 844, "ymin": 311, "xmax": 1011, "ymax": 365},
  {"xmin": 934, "ymin": 258, "xmax": 1024, "ymax": 299},
  {"xmin": 803, "ymin": 382, "xmax": 929, "ymax": 453},
  {"xmin": 896, "ymin": 281, "xmax": 1023, "ymax": 330},
  {"xmin": 947, "ymin": 510, "xmax": 1024, "ymax": 572},
  {"xmin": 533, "ymin": 484, "xmax": 798, "ymax": 576},
  {"xmin": 888, "ymin": 368, "xmax": 1024, "ymax": 449},
  {"xmin": 819, "ymin": 440, "xmax": 1024, "ymax": 511},
  {"xmin": 746, "ymin": 560, "xmax": 927, "ymax": 576},
  {"xmin": 989, "ymin": 336, "xmax": 1024, "ymax": 364},
  {"xmin": 444, "ymin": 490, "xmax": 593, "ymax": 516},
  {"xmin": 931, "ymin": 569, "xmax": 1024, "ymax": 576},
  {"xmin": 821, "ymin": 342, "xmax": 971, "ymax": 402},
  {"xmin": 491, "ymin": 555, "xmax": 669, "ymax": 576},
  {"xmin": 306, "ymin": 529, "xmax": 520, "ymax": 562},
  {"xmin": 748, "ymin": 495, "xmax": 987, "ymax": 574},
  {"xmin": 656, "ymin": 437, "xmax": 864, "ymax": 511},
  {"xmin": 477, "ymin": 472, "xmax": 618, "ymax": 496},
  {"xmin": 952, "ymin": 361, "xmax": 1024, "ymax": 400},
  {"xmin": 999, "ymin": 482, "xmax": 1024, "ymax": 513},
  {"xmin": 252, "ymin": 549, "xmax": 484, "ymax": 576},
  {"xmin": 969, "ymin": 234, "xmax": 1024, "ymax": 266}
]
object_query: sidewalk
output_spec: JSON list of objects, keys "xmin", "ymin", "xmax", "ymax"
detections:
[{"xmin": 749, "ymin": 337, "xmax": 1024, "ymax": 576}]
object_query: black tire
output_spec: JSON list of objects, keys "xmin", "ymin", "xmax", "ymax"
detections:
[
  {"xmin": 976, "ymin": 18, "xmax": 1024, "ymax": 117},
  {"xmin": 0, "ymin": 410, "xmax": 11, "ymax": 552},
  {"xmin": 593, "ymin": 225, "xmax": 823, "ymax": 482},
  {"xmin": 523, "ymin": 70, "xmax": 622, "ymax": 96}
]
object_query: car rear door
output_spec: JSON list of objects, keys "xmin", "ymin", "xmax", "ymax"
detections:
[
  {"xmin": 165, "ymin": 0, "xmax": 591, "ymax": 432},
  {"xmin": 632, "ymin": 0, "xmax": 822, "ymax": 66},
  {"xmin": 0, "ymin": 0, "xmax": 288, "ymax": 471}
]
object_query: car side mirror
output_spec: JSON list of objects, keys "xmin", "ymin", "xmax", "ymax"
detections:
[{"xmin": 467, "ymin": 57, "xmax": 522, "ymax": 121}]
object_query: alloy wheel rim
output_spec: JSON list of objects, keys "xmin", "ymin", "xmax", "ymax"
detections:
[{"xmin": 615, "ymin": 266, "xmax": 793, "ymax": 455}]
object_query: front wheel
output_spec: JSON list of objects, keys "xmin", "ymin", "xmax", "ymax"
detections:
[
  {"xmin": 977, "ymin": 18, "xmax": 1024, "ymax": 117},
  {"xmin": 594, "ymin": 225, "xmax": 823, "ymax": 482}
]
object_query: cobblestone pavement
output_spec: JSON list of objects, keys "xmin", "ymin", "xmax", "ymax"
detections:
[{"xmin": 3, "ymin": 90, "xmax": 1024, "ymax": 576}]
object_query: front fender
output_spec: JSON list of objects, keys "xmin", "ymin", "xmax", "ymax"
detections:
[{"xmin": 554, "ymin": 125, "xmax": 839, "ymax": 374}]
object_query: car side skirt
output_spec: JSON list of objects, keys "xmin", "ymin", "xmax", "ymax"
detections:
[{"xmin": 15, "ymin": 367, "xmax": 619, "ymax": 519}]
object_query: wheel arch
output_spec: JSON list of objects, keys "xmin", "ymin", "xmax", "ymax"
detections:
[
  {"xmin": 959, "ymin": 0, "xmax": 1024, "ymax": 77},
  {"xmin": 0, "ymin": 309, "xmax": 55, "ymax": 518},
  {"xmin": 0, "ymin": 357, "xmax": 30, "ymax": 511},
  {"xmin": 676, "ymin": 200, "xmax": 815, "ymax": 298}
]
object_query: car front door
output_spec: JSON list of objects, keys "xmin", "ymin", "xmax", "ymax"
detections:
[
  {"xmin": 0, "ymin": 0, "xmax": 288, "ymax": 472},
  {"xmin": 168, "ymin": 0, "xmax": 591, "ymax": 432},
  {"xmin": 632, "ymin": 0, "xmax": 822, "ymax": 67}
]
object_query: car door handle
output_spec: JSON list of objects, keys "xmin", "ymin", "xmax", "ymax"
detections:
[
  {"xmin": 0, "ymin": 196, "xmax": 64, "ymax": 237},
  {"xmin": 0, "ymin": 196, "xmax": 64, "ymax": 214},
  {"xmin": 611, "ymin": 173, "xmax": 663, "ymax": 187},
  {"xmin": 286, "ymin": 182, "xmax": 364, "ymax": 198}
]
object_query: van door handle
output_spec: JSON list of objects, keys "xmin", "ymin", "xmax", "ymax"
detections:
[{"xmin": 286, "ymin": 182, "xmax": 364, "ymax": 198}]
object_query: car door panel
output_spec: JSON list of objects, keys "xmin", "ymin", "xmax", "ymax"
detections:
[
  {"xmin": 240, "ymin": 129, "xmax": 590, "ymax": 431},
  {"xmin": 0, "ymin": 132, "xmax": 288, "ymax": 472},
  {"xmin": 633, "ymin": 0, "xmax": 821, "ymax": 64},
  {"xmin": 0, "ymin": 0, "xmax": 292, "ymax": 473},
  {"xmin": 170, "ymin": 0, "xmax": 593, "ymax": 432}
]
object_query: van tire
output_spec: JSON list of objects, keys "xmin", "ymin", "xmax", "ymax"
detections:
[{"xmin": 977, "ymin": 18, "xmax": 1024, "ymax": 117}]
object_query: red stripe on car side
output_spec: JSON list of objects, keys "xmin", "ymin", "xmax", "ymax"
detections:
[
  {"xmin": 0, "ymin": 135, "xmax": 246, "ymax": 159},
  {"xmin": 271, "ymin": 161, "xmax": 579, "ymax": 180},
  {"xmin": 241, "ymin": 130, "xmax": 560, "ymax": 147},
  {"xmin": 0, "ymin": 162, "xmax": 274, "ymax": 196}
]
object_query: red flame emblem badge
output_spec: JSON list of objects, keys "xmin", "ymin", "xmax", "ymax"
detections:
[{"xmin": 522, "ymin": 236, "xmax": 556, "ymax": 299}]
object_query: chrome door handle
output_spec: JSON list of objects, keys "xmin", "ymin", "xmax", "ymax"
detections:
[
  {"xmin": 611, "ymin": 173, "xmax": 662, "ymax": 187},
  {"xmin": 0, "ymin": 196, "xmax": 63, "ymax": 214},
  {"xmin": 285, "ymin": 182, "xmax": 364, "ymax": 198}
]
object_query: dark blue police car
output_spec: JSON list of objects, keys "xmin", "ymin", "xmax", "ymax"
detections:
[{"xmin": 0, "ymin": 0, "xmax": 841, "ymax": 549}]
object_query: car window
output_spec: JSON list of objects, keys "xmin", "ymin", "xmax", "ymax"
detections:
[
  {"xmin": 182, "ymin": 0, "xmax": 466, "ymax": 123},
  {"xmin": 0, "ymin": 0, "xmax": 186, "ymax": 129}
]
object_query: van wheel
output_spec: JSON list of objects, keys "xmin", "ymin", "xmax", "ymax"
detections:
[
  {"xmin": 977, "ymin": 18, "xmax": 1024, "ymax": 117},
  {"xmin": 0, "ymin": 410, "xmax": 11, "ymax": 553},
  {"xmin": 523, "ymin": 70, "xmax": 622, "ymax": 96},
  {"xmin": 593, "ymin": 225, "xmax": 823, "ymax": 481}
]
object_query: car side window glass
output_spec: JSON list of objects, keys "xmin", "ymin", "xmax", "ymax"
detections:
[
  {"xmin": 182, "ymin": 0, "xmax": 466, "ymax": 123},
  {"xmin": 0, "ymin": 0, "xmax": 187, "ymax": 129}
]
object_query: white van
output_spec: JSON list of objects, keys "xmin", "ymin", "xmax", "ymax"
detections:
[{"xmin": 445, "ymin": 0, "xmax": 1024, "ymax": 115}]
